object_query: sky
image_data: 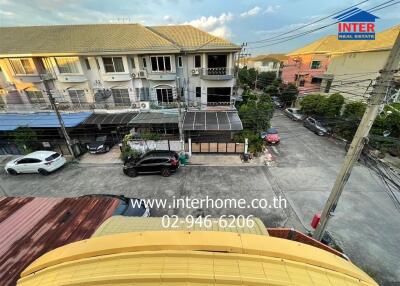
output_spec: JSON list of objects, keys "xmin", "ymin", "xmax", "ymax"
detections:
[{"xmin": 0, "ymin": 0, "xmax": 399, "ymax": 55}]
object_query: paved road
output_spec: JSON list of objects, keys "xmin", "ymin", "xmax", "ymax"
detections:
[{"xmin": 1, "ymin": 111, "xmax": 399, "ymax": 283}]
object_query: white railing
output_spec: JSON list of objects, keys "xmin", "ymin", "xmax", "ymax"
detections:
[{"xmin": 201, "ymin": 67, "xmax": 234, "ymax": 76}]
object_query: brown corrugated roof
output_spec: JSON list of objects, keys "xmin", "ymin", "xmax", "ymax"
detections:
[{"xmin": 0, "ymin": 196, "xmax": 120, "ymax": 286}]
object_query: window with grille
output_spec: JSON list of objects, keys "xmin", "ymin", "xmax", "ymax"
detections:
[
  {"xmin": 111, "ymin": 89, "xmax": 131, "ymax": 106},
  {"xmin": 135, "ymin": 87, "xmax": 150, "ymax": 101},
  {"xmin": 68, "ymin": 90, "xmax": 86, "ymax": 105},
  {"xmin": 102, "ymin": 57, "xmax": 125, "ymax": 73},
  {"xmin": 310, "ymin": 61, "xmax": 321, "ymax": 69},
  {"xmin": 156, "ymin": 88, "xmax": 173, "ymax": 103},
  {"xmin": 9, "ymin": 59, "xmax": 35, "ymax": 75},
  {"xmin": 196, "ymin": 87, "xmax": 201, "ymax": 98},
  {"xmin": 55, "ymin": 57, "xmax": 80, "ymax": 74},
  {"xmin": 150, "ymin": 56, "xmax": 171, "ymax": 72},
  {"xmin": 25, "ymin": 90, "xmax": 45, "ymax": 104}
]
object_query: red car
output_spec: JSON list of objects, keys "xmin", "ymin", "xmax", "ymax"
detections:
[{"xmin": 263, "ymin": 128, "xmax": 280, "ymax": 144}]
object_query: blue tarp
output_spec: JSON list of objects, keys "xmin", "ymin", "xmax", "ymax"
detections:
[{"xmin": 0, "ymin": 112, "xmax": 93, "ymax": 131}]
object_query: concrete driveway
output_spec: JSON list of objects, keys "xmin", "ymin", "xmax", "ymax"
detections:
[{"xmin": 0, "ymin": 111, "xmax": 399, "ymax": 284}]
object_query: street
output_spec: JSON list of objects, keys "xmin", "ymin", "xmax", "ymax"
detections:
[{"xmin": 1, "ymin": 111, "xmax": 399, "ymax": 283}]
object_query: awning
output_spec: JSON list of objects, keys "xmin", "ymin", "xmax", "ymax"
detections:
[
  {"xmin": 183, "ymin": 111, "xmax": 243, "ymax": 131},
  {"xmin": 0, "ymin": 112, "xmax": 92, "ymax": 131},
  {"xmin": 129, "ymin": 112, "xmax": 179, "ymax": 125},
  {"xmin": 83, "ymin": 112, "xmax": 138, "ymax": 125}
]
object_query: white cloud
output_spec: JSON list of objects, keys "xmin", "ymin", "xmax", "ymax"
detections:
[
  {"xmin": 0, "ymin": 10, "xmax": 15, "ymax": 16},
  {"xmin": 209, "ymin": 26, "xmax": 232, "ymax": 38},
  {"xmin": 183, "ymin": 12, "xmax": 233, "ymax": 31},
  {"xmin": 240, "ymin": 6, "xmax": 261, "ymax": 18},
  {"xmin": 163, "ymin": 15, "xmax": 172, "ymax": 22},
  {"xmin": 263, "ymin": 5, "xmax": 280, "ymax": 14}
]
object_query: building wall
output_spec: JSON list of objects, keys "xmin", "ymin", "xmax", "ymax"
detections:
[{"xmin": 282, "ymin": 54, "xmax": 330, "ymax": 95}]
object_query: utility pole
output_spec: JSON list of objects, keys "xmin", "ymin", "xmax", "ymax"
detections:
[
  {"xmin": 41, "ymin": 75, "xmax": 76, "ymax": 158},
  {"xmin": 313, "ymin": 32, "xmax": 400, "ymax": 241},
  {"xmin": 176, "ymin": 76, "xmax": 184, "ymax": 152}
]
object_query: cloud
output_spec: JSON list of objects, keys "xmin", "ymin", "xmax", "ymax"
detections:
[
  {"xmin": 183, "ymin": 12, "xmax": 233, "ymax": 31},
  {"xmin": 0, "ymin": 10, "xmax": 15, "ymax": 16},
  {"xmin": 209, "ymin": 26, "xmax": 232, "ymax": 38},
  {"xmin": 240, "ymin": 6, "xmax": 261, "ymax": 18},
  {"xmin": 163, "ymin": 15, "xmax": 172, "ymax": 22},
  {"xmin": 263, "ymin": 5, "xmax": 280, "ymax": 14}
]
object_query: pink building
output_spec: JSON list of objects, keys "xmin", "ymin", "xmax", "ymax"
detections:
[{"xmin": 282, "ymin": 35, "xmax": 338, "ymax": 95}]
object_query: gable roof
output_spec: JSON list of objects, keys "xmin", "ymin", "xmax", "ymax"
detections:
[
  {"xmin": 333, "ymin": 8, "xmax": 379, "ymax": 22},
  {"xmin": 250, "ymin": 53, "xmax": 288, "ymax": 62},
  {"xmin": 0, "ymin": 24, "xmax": 239, "ymax": 57},
  {"xmin": 149, "ymin": 25, "xmax": 240, "ymax": 51}
]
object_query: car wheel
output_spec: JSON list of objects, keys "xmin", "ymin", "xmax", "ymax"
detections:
[
  {"xmin": 7, "ymin": 168, "xmax": 18, "ymax": 175},
  {"xmin": 161, "ymin": 168, "xmax": 171, "ymax": 177},
  {"xmin": 38, "ymin": 169, "xmax": 49, "ymax": 176},
  {"xmin": 125, "ymin": 168, "xmax": 137, "ymax": 177}
]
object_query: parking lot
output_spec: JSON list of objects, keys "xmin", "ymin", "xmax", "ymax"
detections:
[{"xmin": 0, "ymin": 111, "xmax": 399, "ymax": 284}]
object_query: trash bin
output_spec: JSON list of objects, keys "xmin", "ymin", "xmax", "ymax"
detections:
[{"xmin": 179, "ymin": 152, "xmax": 188, "ymax": 165}]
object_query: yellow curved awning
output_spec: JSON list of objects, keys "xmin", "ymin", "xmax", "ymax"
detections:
[{"xmin": 18, "ymin": 231, "xmax": 378, "ymax": 286}]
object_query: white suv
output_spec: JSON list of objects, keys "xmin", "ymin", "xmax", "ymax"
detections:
[{"xmin": 5, "ymin": 151, "xmax": 67, "ymax": 175}]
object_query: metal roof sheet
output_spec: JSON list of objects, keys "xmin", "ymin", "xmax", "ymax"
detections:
[
  {"xmin": 0, "ymin": 197, "xmax": 120, "ymax": 286},
  {"xmin": 18, "ymin": 231, "xmax": 378, "ymax": 286},
  {"xmin": 0, "ymin": 112, "xmax": 92, "ymax": 131},
  {"xmin": 83, "ymin": 112, "xmax": 138, "ymax": 125},
  {"xmin": 92, "ymin": 216, "xmax": 268, "ymax": 237},
  {"xmin": 183, "ymin": 111, "xmax": 243, "ymax": 131},
  {"xmin": 129, "ymin": 112, "xmax": 179, "ymax": 124}
]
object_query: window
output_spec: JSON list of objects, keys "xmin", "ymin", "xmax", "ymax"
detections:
[
  {"xmin": 17, "ymin": 158, "xmax": 41, "ymax": 164},
  {"xmin": 135, "ymin": 87, "xmax": 150, "ymax": 101},
  {"xmin": 150, "ymin": 56, "xmax": 171, "ymax": 72},
  {"xmin": 25, "ymin": 90, "xmax": 45, "ymax": 104},
  {"xmin": 196, "ymin": 87, "xmax": 201, "ymax": 98},
  {"xmin": 324, "ymin": 79, "xmax": 333, "ymax": 93},
  {"xmin": 178, "ymin": 56, "xmax": 183, "ymax": 67},
  {"xmin": 55, "ymin": 57, "xmax": 80, "ymax": 74},
  {"xmin": 68, "ymin": 90, "xmax": 86, "ymax": 105},
  {"xmin": 142, "ymin": 58, "xmax": 147, "ymax": 68},
  {"xmin": 95, "ymin": 58, "xmax": 100, "ymax": 70},
  {"xmin": 311, "ymin": 77, "xmax": 322, "ymax": 84},
  {"xmin": 156, "ymin": 88, "xmax": 173, "ymax": 103},
  {"xmin": 310, "ymin": 61, "xmax": 321, "ymax": 69},
  {"xmin": 9, "ymin": 58, "xmax": 35, "ymax": 75},
  {"xmin": 299, "ymin": 79, "xmax": 305, "ymax": 87},
  {"xmin": 294, "ymin": 74, "xmax": 299, "ymax": 81},
  {"xmin": 45, "ymin": 153, "xmax": 60, "ymax": 161},
  {"xmin": 272, "ymin": 62, "xmax": 278, "ymax": 69},
  {"xmin": 130, "ymin": 57, "xmax": 136, "ymax": 69},
  {"xmin": 111, "ymin": 89, "xmax": 131, "ymax": 106},
  {"xmin": 194, "ymin": 55, "xmax": 201, "ymax": 68},
  {"xmin": 85, "ymin": 58, "xmax": 91, "ymax": 70},
  {"xmin": 102, "ymin": 57, "xmax": 124, "ymax": 73}
]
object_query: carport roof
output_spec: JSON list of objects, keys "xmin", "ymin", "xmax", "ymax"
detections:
[
  {"xmin": 83, "ymin": 112, "xmax": 138, "ymax": 125},
  {"xmin": 0, "ymin": 112, "xmax": 92, "ymax": 131},
  {"xmin": 129, "ymin": 112, "xmax": 179, "ymax": 124},
  {"xmin": 183, "ymin": 111, "xmax": 243, "ymax": 131}
]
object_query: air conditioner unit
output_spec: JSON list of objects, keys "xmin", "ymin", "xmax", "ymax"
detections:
[
  {"xmin": 131, "ymin": 102, "xmax": 140, "ymax": 109},
  {"xmin": 192, "ymin": 68, "xmax": 200, "ymax": 75},
  {"xmin": 138, "ymin": 70, "xmax": 147, "ymax": 78},
  {"xmin": 139, "ymin": 101, "xmax": 150, "ymax": 110}
]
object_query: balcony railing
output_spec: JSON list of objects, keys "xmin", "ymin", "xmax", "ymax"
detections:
[{"xmin": 200, "ymin": 68, "xmax": 234, "ymax": 80}]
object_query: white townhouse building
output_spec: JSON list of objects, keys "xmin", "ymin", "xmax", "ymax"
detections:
[
  {"xmin": 239, "ymin": 54, "xmax": 287, "ymax": 78},
  {"xmin": 0, "ymin": 24, "xmax": 240, "ymax": 112}
]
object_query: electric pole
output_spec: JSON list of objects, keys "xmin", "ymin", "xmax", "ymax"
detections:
[
  {"xmin": 41, "ymin": 75, "xmax": 76, "ymax": 159},
  {"xmin": 313, "ymin": 31, "xmax": 400, "ymax": 241},
  {"xmin": 176, "ymin": 76, "xmax": 184, "ymax": 152}
]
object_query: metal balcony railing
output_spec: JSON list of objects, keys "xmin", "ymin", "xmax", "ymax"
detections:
[{"xmin": 201, "ymin": 67, "xmax": 234, "ymax": 76}]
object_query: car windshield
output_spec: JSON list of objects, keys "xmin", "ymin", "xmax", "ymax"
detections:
[
  {"xmin": 267, "ymin": 128, "xmax": 278, "ymax": 134},
  {"xmin": 45, "ymin": 153, "xmax": 60, "ymax": 161},
  {"xmin": 292, "ymin": 109, "xmax": 302, "ymax": 114},
  {"xmin": 96, "ymin": 136, "xmax": 107, "ymax": 142}
]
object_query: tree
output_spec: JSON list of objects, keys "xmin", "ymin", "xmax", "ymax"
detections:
[
  {"xmin": 14, "ymin": 127, "xmax": 38, "ymax": 154},
  {"xmin": 257, "ymin": 71, "xmax": 276, "ymax": 90},
  {"xmin": 238, "ymin": 67, "xmax": 250, "ymax": 86},
  {"xmin": 343, "ymin": 101, "xmax": 366, "ymax": 119},
  {"xmin": 320, "ymin": 93, "xmax": 345, "ymax": 118},
  {"xmin": 300, "ymin": 94, "xmax": 325, "ymax": 116},
  {"xmin": 281, "ymin": 83, "xmax": 298, "ymax": 105}
]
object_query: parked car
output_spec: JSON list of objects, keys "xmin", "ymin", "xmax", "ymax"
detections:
[
  {"xmin": 123, "ymin": 150, "xmax": 180, "ymax": 177},
  {"xmin": 87, "ymin": 135, "xmax": 114, "ymax": 154},
  {"xmin": 284, "ymin": 108, "xmax": 305, "ymax": 121},
  {"xmin": 4, "ymin": 151, "xmax": 66, "ymax": 175},
  {"xmin": 303, "ymin": 117, "xmax": 329, "ymax": 136},
  {"xmin": 271, "ymin": 96, "xmax": 284, "ymax": 108},
  {"xmin": 261, "ymin": 128, "xmax": 280, "ymax": 144}
]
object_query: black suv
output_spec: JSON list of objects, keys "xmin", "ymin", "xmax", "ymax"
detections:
[
  {"xmin": 87, "ymin": 135, "xmax": 114, "ymax": 154},
  {"xmin": 123, "ymin": 150, "xmax": 180, "ymax": 177}
]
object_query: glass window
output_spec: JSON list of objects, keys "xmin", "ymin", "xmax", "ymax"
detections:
[
  {"xmin": 9, "ymin": 58, "xmax": 35, "ymax": 75},
  {"xmin": 85, "ymin": 58, "xmax": 91, "ymax": 70},
  {"xmin": 55, "ymin": 57, "xmax": 80, "ymax": 74},
  {"xmin": 178, "ymin": 56, "xmax": 182, "ymax": 67},
  {"xmin": 156, "ymin": 88, "xmax": 173, "ymax": 103},
  {"xmin": 196, "ymin": 87, "xmax": 201, "ymax": 98},
  {"xmin": 102, "ymin": 57, "xmax": 124, "ymax": 73},
  {"xmin": 299, "ymin": 79, "xmax": 305, "ymax": 87},
  {"xmin": 136, "ymin": 87, "xmax": 150, "ymax": 101},
  {"xmin": 68, "ymin": 90, "xmax": 86, "ymax": 104},
  {"xmin": 142, "ymin": 58, "xmax": 147, "ymax": 68},
  {"xmin": 111, "ymin": 89, "xmax": 131, "ymax": 106},
  {"xmin": 194, "ymin": 55, "xmax": 201, "ymax": 68},
  {"xmin": 150, "ymin": 56, "xmax": 172, "ymax": 72},
  {"xmin": 25, "ymin": 90, "xmax": 45, "ymax": 104},
  {"xmin": 130, "ymin": 57, "xmax": 136, "ymax": 69},
  {"xmin": 310, "ymin": 61, "xmax": 321, "ymax": 69}
]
